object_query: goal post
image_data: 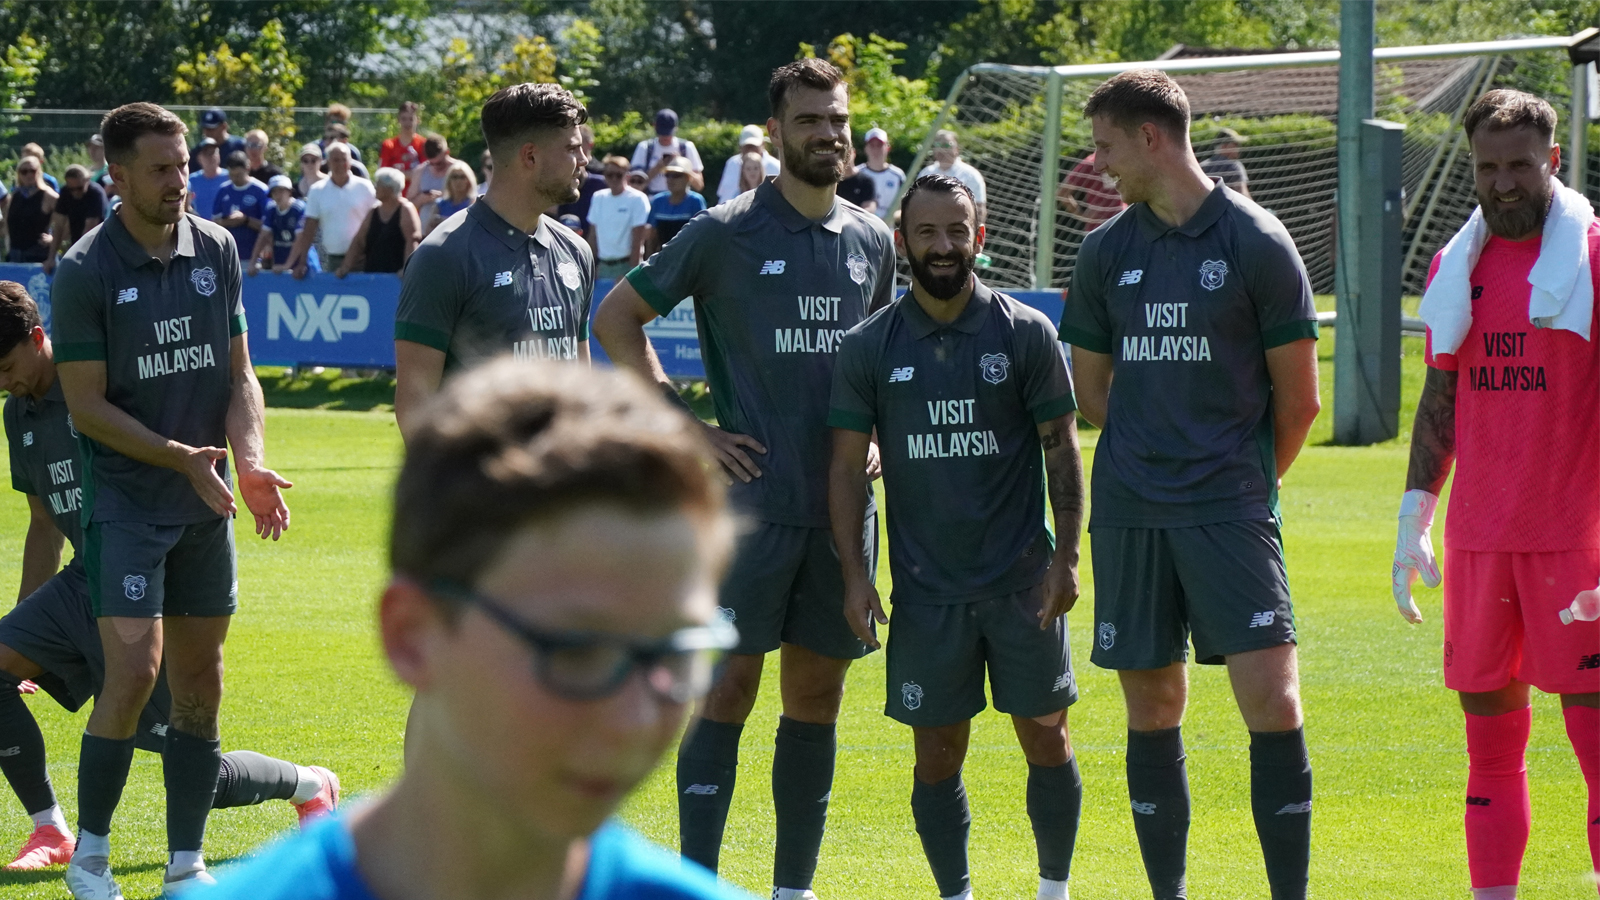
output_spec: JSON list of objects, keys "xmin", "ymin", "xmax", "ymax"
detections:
[{"xmin": 897, "ymin": 30, "xmax": 1600, "ymax": 295}]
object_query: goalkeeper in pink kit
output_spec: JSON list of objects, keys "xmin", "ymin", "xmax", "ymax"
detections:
[{"xmin": 1394, "ymin": 89, "xmax": 1600, "ymax": 899}]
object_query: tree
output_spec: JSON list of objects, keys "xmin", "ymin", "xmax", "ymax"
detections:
[
  {"xmin": 0, "ymin": 32, "xmax": 45, "ymax": 140},
  {"xmin": 803, "ymin": 34, "xmax": 943, "ymax": 155},
  {"xmin": 172, "ymin": 19, "xmax": 304, "ymax": 157}
]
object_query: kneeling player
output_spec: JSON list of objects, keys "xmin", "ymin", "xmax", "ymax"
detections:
[
  {"xmin": 1394, "ymin": 90, "xmax": 1600, "ymax": 898},
  {"xmin": 828, "ymin": 175, "xmax": 1085, "ymax": 900},
  {"xmin": 0, "ymin": 282, "xmax": 337, "ymax": 873}
]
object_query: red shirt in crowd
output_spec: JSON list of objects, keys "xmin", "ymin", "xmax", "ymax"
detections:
[
  {"xmin": 1064, "ymin": 153, "xmax": 1126, "ymax": 232},
  {"xmin": 380, "ymin": 134, "xmax": 426, "ymax": 172},
  {"xmin": 1424, "ymin": 223, "xmax": 1600, "ymax": 552}
]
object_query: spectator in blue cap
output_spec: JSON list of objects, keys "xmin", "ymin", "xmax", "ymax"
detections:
[
  {"xmin": 631, "ymin": 107, "xmax": 703, "ymax": 194},
  {"xmin": 191, "ymin": 107, "xmax": 246, "ymax": 173}
]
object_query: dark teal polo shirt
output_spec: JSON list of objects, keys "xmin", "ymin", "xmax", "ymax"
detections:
[
  {"xmin": 829, "ymin": 280, "xmax": 1076, "ymax": 603},
  {"xmin": 627, "ymin": 179, "xmax": 896, "ymax": 528},
  {"xmin": 5, "ymin": 379, "xmax": 85, "ymax": 557},
  {"xmin": 395, "ymin": 201, "xmax": 595, "ymax": 371},
  {"xmin": 1059, "ymin": 182, "xmax": 1318, "ymax": 528},
  {"xmin": 51, "ymin": 212, "xmax": 244, "ymax": 525}
]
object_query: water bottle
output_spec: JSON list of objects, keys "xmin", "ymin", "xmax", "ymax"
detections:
[{"xmin": 1560, "ymin": 588, "xmax": 1600, "ymax": 624}]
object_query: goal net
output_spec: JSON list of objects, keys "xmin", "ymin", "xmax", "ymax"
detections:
[{"xmin": 910, "ymin": 36, "xmax": 1598, "ymax": 296}]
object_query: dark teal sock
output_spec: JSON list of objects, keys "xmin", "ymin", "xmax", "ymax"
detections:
[
  {"xmin": 213, "ymin": 750, "xmax": 298, "ymax": 808},
  {"xmin": 77, "ymin": 733, "xmax": 136, "ymax": 837},
  {"xmin": 1028, "ymin": 756, "xmax": 1083, "ymax": 882},
  {"xmin": 163, "ymin": 728, "xmax": 221, "ymax": 852},
  {"xmin": 676, "ymin": 718, "xmax": 742, "ymax": 872},
  {"xmin": 1127, "ymin": 727, "xmax": 1189, "ymax": 900},
  {"xmin": 0, "ymin": 687, "xmax": 54, "ymax": 815},
  {"xmin": 911, "ymin": 770, "xmax": 971, "ymax": 898},
  {"xmin": 771, "ymin": 716, "xmax": 835, "ymax": 890},
  {"xmin": 1250, "ymin": 728, "xmax": 1312, "ymax": 900}
]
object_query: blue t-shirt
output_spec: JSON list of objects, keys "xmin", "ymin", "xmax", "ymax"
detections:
[
  {"xmin": 194, "ymin": 816, "xmax": 756, "ymax": 900},
  {"xmin": 213, "ymin": 178, "xmax": 271, "ymax": 259},
  {"xmin": 261, "ymin": 199, "xmax": 309, "ymax": 266},
  {"xmin": 647, "ymin": 190, "xmax": 706, "ymax": 245},
  {"xmin": 188, "ymin": 172, "xmax": 231, "ymax": 226}
]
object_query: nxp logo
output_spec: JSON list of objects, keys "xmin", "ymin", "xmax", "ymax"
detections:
[{"xmin": 266, "ymin": 293, "xmax": 371, "ymax": 342}]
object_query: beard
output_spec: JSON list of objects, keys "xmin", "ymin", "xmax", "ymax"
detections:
[
  {"xmin": 1479, "ymin": 178, "xmax": 1550, "ymax": 239},
  {"xmin": 127, "ymin": 182, "xmax": 184, "ymax": 227},
  {"xmin": 908, "ymin": 246, "xmax": 974, "ymax": 300},
  {"xmin": 542, "ymin": 168, "xmax": 582, "ymax": 205},
  {"xmin": 781, "ymin": 135, "xmax": 847, "ymax": 188}
]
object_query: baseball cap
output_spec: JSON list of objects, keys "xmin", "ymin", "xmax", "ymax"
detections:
[
  {"xmin": 201, "ymin": 108, "xmax": 227, "ymax": 128},
  {"xmin": 664, "ymin": 156, "xmax": 693, "ymax": 175},
  {"xmin": 864, "ymin": 127, "xmax": 889, "ymax": 145},
  {"xmin": 738, "ymin": 125, "xmax": 766, "ymax": 148},
  {"xmin": 655, "ymin": 109, "xmax": 679, "ymax": 135},
  {"xmin": 1215, "ymin": 126, "xmax": 1247, "ymax": 144},
  {"xmin": 299, "ymin": 142, "xmax": 323, "ymax": 160},
  {"xmin": 267, "ymin": 174, "xmax": 293, "ymax": 191},
  {"xmin": 195, "ymin": 137, "xmax": 219, "ymax": 151},
  {"xmin": 87, "ymin": 133, "xmax": 103, "ymax": 147}
]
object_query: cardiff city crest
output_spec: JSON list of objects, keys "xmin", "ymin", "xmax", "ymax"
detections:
[
  {"xmin": 190, "ymin": 266, "xmax": 217, "ymax": 297},
  {"xmin": 556, "ymin": 260, "xmax": 583, "ymax": 291},
  {"xmin": 979, "ymin": 352, "xmax": 1010, "ymax": 385},
  {"xmin": 1097, "ymin": 621, "xmax": 1117, "ymax": 650},
  {"xmin": 123, "ymin": 574, "xmax": 148, "ymax": 602},
  {"xmin": 1199, "ymin": 259, "xmax": 1228, "ymax": 292},
  {"xmin": 846, "ymin": 252, "xmax": 869, "ymax": 285},
  {"xmin": 901, "ymin": 682, "xmax": 924, "ymax": 710}
]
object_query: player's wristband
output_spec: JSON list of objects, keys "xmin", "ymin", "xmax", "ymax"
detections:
[{"xmin": 1398, "ymin": 489, "xmax": 1439, "ymax": 525}]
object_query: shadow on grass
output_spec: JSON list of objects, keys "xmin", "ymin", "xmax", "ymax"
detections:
[
  {"xmin": 258, "ymin": 366, "xmax": 395, "ymax": 412},
  {"xmin": 0, "ymin": 853, "xmax": 249, "ymax": 894}
]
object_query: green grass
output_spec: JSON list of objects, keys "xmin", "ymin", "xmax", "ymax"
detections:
[{"xmin": 0, "ymin": 331, "xmax": 1594, "ymax": 898}]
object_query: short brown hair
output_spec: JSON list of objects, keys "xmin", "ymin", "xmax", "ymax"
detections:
[
  {"xmin": 601, "ymin": 155, "xmax": 630, "ymax": 171},
  {"xmin": 480, "ymin": 83, "xmax": 588, "ymax": 163},
  {"xmin": 0, "ymin": 282, "xmax": 43, "ymax": 358},
  {"xmin": 769, "ymin": 58, "xmax": 845, "ymax": 119},
  {"xmin": 326, "ymin": 103, "xmax": 352, "ymax": 123},
  {"xmin": 398, "ymin": 100, "xmax": 419, "ymax": 115},
  {"xmin": 1464, "ymin": 89, "xmax": 1557, "ymax": 143},
  {"xmin": 101, "ymin": 102, "xmax": 188, "ymax": 165},
  {"xmin": 1084, "ymin": 69, "xmax": 1190, "ymax": 140},
  {"xmin": 391, "ymin": 358, "xmax": 726, "ymax": 590}
]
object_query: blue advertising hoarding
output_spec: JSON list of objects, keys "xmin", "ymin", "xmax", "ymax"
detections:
[{"xmin": 0, "ymin": 264, "xmax": 1064, "ymax": 378}]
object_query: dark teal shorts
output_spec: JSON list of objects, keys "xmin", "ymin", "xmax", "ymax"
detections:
[
  {"xmin": 717, "ymin": 516, "xmax": 877, "ymax": 659},
  {"xmin": 84, "ymin": 517, "xmax": 238, "ymax": 619}
]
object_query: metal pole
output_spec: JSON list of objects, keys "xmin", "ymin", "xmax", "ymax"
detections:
[
  {"xmin": 1035, "ymin": 72, "xmax": 1064, "ymax": 289},
  {"xmin": 1570, "ymin": 62, "xmax": 1589, "ymax": 191},
  {"xmin": 891, "ymin": 70, "xmax": 971, "ymax": 220},
  {"xmin": 1333, "ymin": 0, "xmax": 1374, "ymax": 445},
  {"xmin": 1401, "ymin": 56, "xmax": 1501, "ymax": 282}
]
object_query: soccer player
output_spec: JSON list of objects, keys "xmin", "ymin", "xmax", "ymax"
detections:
[
  {"xmin": 593, "ymin": 58, "xmax": 896, "ymax": 900},
  {"xmin": 0, "ymin": 281, "xmax": 337, "ymax": 872},
  {"xmin": 49, "ymin": 101, "xmax": 293, "ymax": 898},
  {"xmin": 393, "ymin": 82, "xmax": 594, "ymax": 443},
  {"xmin": 828, "ymin": 174, "xmax": 1085, "ymax": 900},
  {"xmin": 194, "ymin": 357, "xmax": 753, "ymax": 900},
  {"xmin": 1057, "ymin": 70, "xmax": 1321, "ymax": 900},
  {"xmin": 1392, "ymin": 89, "xmax": 1600, "ymax": 899}
]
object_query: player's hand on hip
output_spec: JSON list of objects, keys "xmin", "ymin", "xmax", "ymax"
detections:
[
  {"xmin": 1391, "ymin": 489, "xmax": 1441, "ymax": 625},
  {"xmin": 1039, "ymin": 554, "xmax": 1080, "ymax": 627},
  {"xmin": 865, "ymin": 439, "xmax": 883, "ymax": 481},
  {"xmin": 237, "ymin": 466, "xmax": 293, "ymax": 541},
  {"xmin": 699, "ymin": 421, "xmax": 765, "ymax": 483},
  {"xmin": 180, "ymin": 445, "xmax": 237, "ymax": 517},
  {"xmin": 843, "ymin": 577, "xmax": 886, "ymax": 649}
]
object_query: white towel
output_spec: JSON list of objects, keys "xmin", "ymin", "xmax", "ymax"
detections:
[{"xmin": 1418, "ymin": 179, "xmax": 1595, "ymax": 355}]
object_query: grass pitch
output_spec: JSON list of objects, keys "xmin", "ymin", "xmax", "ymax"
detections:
[{"xmin": 0, "ymin": 333, "xmax": 1594, "ymax": 898}]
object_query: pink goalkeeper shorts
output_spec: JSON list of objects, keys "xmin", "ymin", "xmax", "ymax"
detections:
[{"xmin": 1442, "ymin": 547, "xmax": 1600, "ymax": 695}]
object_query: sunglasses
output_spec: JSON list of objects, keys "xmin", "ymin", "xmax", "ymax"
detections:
[{"xmin": 428, "ymin": 580, "xmax": 737, "ymax": 703}]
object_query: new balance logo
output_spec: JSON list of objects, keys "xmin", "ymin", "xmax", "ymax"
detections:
[
  {"xmin": 889, "ymin": 366, "xmax": 914, "ymax": 383},
  {"xmin": 0, "ymin": 746, "xmax": 19, "ymax": 757},
  {"xmin": 683, "ymin": 784, "xmax": 719, "ymax": 796},
  {"xmin": 818, "ymin": 791, "xmax": 831, "ymax": 803},
  {"xmin": 1131, "ymin": 800, "xmax": 1157, "ymax": 815},
  {"xmin": 493, "ymin": 271, "xmax": 513, "ymax": 288},
  {"xmin": 1117, "ymin": 269, "xmax": 1143, "ymax": 286},
  {"xmin": 759, "ymin": 260, "xmax": 786, "ymax": 275},
  {"xmin": 1249, "ymin": 611, "xmax": 1276, "ymax": 628},
  {"xmin": 116, "ymin": 287, "xmax": 138, "ymax": 304},
  {"xmin": 21, "ymin": 432, "xmax": 31, "ymax": 447},
  {"xmin": 1275, "ymin": 801, "xmax": 1312, "ymax": 815},
  {"xmin": 1578, "ymin": 653, "xmax": 1600, "ymax": 670},
  {"xmin": 1465, "ymin": 796, "xmax": 1491, "ymax": 807},
  {"xmin": 1053, "ymin": 672, "xmax": 1072, "ymax": 691}
]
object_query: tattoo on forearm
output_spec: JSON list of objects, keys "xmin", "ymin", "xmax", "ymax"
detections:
[
  {"xmin": 1043, "ymin": 434, "xmax": 1085, "ymax": 541},
  {"xmin": 1407, "ymin": 368, "xmax": 1457, "ymax": 493},
  {"xmin": 1040, "ymin": 426, "xmax": 1062, "ymax": 451}
]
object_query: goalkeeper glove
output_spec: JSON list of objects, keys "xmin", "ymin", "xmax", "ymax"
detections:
[{"xmin": 1391, "ymin": 489, "xmax": 1440, "ymax": 624}]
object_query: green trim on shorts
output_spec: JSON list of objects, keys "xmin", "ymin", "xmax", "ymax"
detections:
[
  {"xmin": 1056, "ymin": 325, "xmax": 1111, "ymax": 355},
  {"xmin": 83, "ymin": 522, "xmax": 103, "ymax": 617},
  {"xmin": 53, "ymin": 342, "xmax": 106, "ymax": 363},
  {"xmin": 229, "ymin": 313, "xmax": 248, "ymax": 337},
  {"xmin": 625, "ymin": 267, "xmax": 680, "ymax": 319},
  {"xmin": 1030, "ymin": 394, "xmax": 1078, "ymax": 424},
  {"xmin": 393, "ymin": 321, "xmax": 451, "ymax": 353},
  {"xmin": 827, "ymin": 408, "xmax": 874, "ymax": 434},
  {"xmin": 1262, "ymin": 319, "xmax": 1320, "ymax": 349}
]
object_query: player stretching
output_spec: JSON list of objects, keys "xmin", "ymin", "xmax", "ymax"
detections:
[
  {"xmin": 51, "ymin": 102, "xmax": 292, "ymax": 898},
  {"xmin": 828, "ymin": 175, "xmax": 1085, "ymax": 900},
  {"xmin": 394, "ymin": 82, "xmax": 594, "ymax": 443},
  {"xmin": 1057, "ymin": 70, "xmax": 1321, "ymax": 900},
  {"xmin": 594, "ymin": 58, "xmax": 894, "ymax": 898},
  {"xmin": 1394, "ymin": 89, "xmax": 1600, "ymax": 899},
  {"xmin": 0, "ymin": 282, "xmax": 336, "ymax": 872}
]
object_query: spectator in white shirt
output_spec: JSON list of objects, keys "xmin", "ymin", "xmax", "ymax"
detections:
[
  {"xmin": 586, "ymin": 155, "xmax": 650, "ymax": 280},
  {"xmin": 715, "ymin": 124, "xmax": 781, "ymax": 205},
  {"xmin": 858, "ymin": 127, "xmax": 906, "ymax": 223},
  {"xmin": 289, "ymin": 142, "xmax": 377, "ymax": 277},
  {"xmin": 631, "ymin": 109, "xmax": 704, "ymax": 194},
  {"xmin": 918, "ymin": 128, "xmax": 987, "ymax": 223}
]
